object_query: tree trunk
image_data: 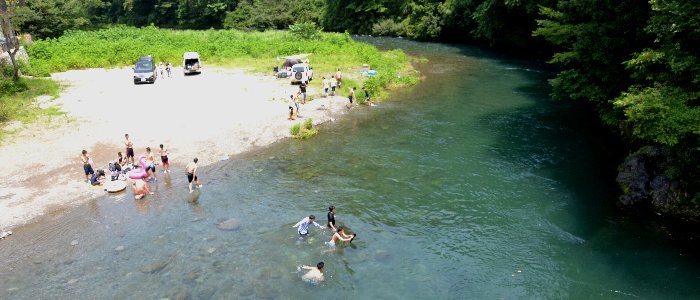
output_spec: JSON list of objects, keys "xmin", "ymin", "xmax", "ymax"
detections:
[{"xmin": 0, "ymin": 16, "xmax": 20, "ymax": 81}]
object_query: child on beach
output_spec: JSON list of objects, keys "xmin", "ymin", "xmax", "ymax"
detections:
[
  {"xmin": 158, "ymin": 144, "xmax": 170, "ymax": 173},
  {"xmin": 322, "ymin": 77, "xmax": 329, "ymax": 97},
  {"xmin": 81, "ymin": 150, "xmax": 95, "ymax": 182},
  {"xmin": 330, "ymin": 76, "xmax": 337, "ymax": 96},
  {"xmin": 288, "ymin": 94, "xmax": 297, "ymax": 120},
  {"xmin": 124, "ymin": 133, "xmax": 134, "ymax": 165}
]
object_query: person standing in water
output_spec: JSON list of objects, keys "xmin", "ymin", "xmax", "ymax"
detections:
[
  {"xmin": 158, "ymin": 144, "xmax": 170, "ymax": 173},
  {"xmin": 186, "ymin": 157, "xmax": 202, "ymax": 193},
  {"xmin": 124, "ymin": 133, "xmax": 134, "ymax": 165},
  {"xmin": 362, "ymin": 86, "xmax": 374, "ymax": 106},
  {"xmin": 300, "ymin": 262, "xmax": 325, "ymax": 283},
  {"xmin": 80, "ymin": 150, "xmax": 95, "ymax": 182},
  {"xmin": 348, "ymin": 87, "xmax": 356, "ymax": 107},
  {"xmin": 327, "ymin": 226, "xmax": 355, "ymax": 247},
  {"xmin": 144, "ymin": 147, "xmax": 157, "ymax": 182},
  {"xmin": 327, "ymin": 206, "xmax": 337, "ymax": 232},
  {"xmin": 292, "ymin": 215, "xmax": 323, "ymax": 237}
]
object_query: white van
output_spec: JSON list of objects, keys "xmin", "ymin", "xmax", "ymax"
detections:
[{"xmin": 183, "ymin": 52, "xmax": 201, "ymax": 75}]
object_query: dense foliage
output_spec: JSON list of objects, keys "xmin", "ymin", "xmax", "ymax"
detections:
[{"xmin": 536, "ymin": 0, "xmax": 700, "ymax": 207}]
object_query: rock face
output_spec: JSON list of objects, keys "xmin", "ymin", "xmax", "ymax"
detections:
[
  {"xmin": 216, "ymin": 218, "xmax": 241, "ymax": 231},
  {"xmin": 617, "ymin": 146, "xmax": 684, "ymax": 213}
]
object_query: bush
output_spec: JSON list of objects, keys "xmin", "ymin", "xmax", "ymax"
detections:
[
  {"xmin": 290, "ymin": 123, "xmax": 301, "ymax": 136},
  {"xmin": 289, "ymin": 22, "xmax": 323, "ymax": 40},
  {"xmin": 291, "ymin": 118, "xmax": 318, "ymax": 139},
  {"xmin": 372, "ymin": 19, "xmax": 407, "ymax": 37},
  {"xmin": 303, "ymin": 118, "xmax": 313, "ymax": 130}
]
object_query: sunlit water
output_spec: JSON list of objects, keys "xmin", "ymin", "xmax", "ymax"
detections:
[{"xmin": 2, "ymin": 39, "xmax": 700, "ymax": 299}]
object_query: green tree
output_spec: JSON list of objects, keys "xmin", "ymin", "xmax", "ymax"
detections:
[
  {"xmin": 533, "ymin": 0, "xmax": 652, "ymax": 125},
  {"xmin": 613, "ymin": 0, "xmax": 700, "ymax": 201},
  {"xmin": 1, "ymin": 0, "xmax": 29, "ymax": 81}
]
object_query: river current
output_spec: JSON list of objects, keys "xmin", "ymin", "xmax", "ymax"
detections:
[{"xmin": 1, "ymin": 38, "xmax": 699, "ymax": 299}]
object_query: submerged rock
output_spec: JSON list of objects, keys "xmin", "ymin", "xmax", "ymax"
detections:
[
  {"xmin": 216, "ymin": 218, "xmax": 241, "ymax": 231},
  {"xmin": 174, "ymin": 288, "xmax": 188, "ymax": 300},
  {"xmin": 140, "ymin": 260, "xmax": 169, "ymax": 274}
]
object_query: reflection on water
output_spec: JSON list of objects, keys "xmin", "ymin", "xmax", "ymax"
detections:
[{"xmin": 2, "ymin": 39, "xmax": 700, "ymax": 299}]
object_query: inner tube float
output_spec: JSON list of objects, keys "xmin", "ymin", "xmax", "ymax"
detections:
[{"xmin": 127, "ymin": 156, "xmax": 148, "ymax": 179}]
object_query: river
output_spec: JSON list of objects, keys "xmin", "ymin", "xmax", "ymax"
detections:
[{"xmin": 1, "ymin": 38, "xmax": 699, "ymax": 299}]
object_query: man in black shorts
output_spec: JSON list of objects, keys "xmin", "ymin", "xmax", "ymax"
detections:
[
  {"xmin": 80, "ymin": 150, "xmax": 95, "ymax": 182},
  {"xmin": 124, "ymin": 133, "xmax": 134, "ymax": 165},
  {"xmin": 299, "ymin": 81, "xmax": 307, "ymax": 104},
  {"xmin": 186, "ymin": 157, "xmax": 202, "ymax": 193}
]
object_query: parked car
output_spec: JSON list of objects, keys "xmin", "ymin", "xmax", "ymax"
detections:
[
  {"xmin": 133, "ymin": 56, "xmax": 157, "ymax": 84},
  {"xmin": 183, "ymin": 52, "xmax": 201, "ymax": 75},
  {"xmin": 290, "ymin": 63, "xmax": 312, "ymax": 83}
]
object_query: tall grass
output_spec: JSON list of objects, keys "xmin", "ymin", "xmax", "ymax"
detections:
[
  {"xmin": 0, "ymin": 77, "xmax": 62, "ymax": 141},
  {"xmin": 24, "ymin": 26, "xmax": 418, "ymax": 99}
]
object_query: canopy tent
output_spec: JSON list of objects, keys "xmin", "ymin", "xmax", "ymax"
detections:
[{"xmin": 279, "ymin": 53, "xmax": 310, "ymax": 69}]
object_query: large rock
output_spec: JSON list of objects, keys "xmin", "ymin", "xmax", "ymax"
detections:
[
  {"xmin": 617, "ymin": 146, "xmax": 684, "ymax": 213},
  {"xmin": 216, "ymin": 218, "xmax": 241, "ymax": 231},
  {"xmin": 617, "ymin": 148, "xmax": 652, "ymax": 206}
]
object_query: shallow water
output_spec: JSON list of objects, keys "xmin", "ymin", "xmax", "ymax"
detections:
[{"xmin": 2, "ymin": 39, "xmax": 700, "ymax": 299}]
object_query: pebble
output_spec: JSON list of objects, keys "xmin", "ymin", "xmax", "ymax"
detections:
[{"xmin": 70, "ymin": 240, "xmax": 79, "ymax": 246}]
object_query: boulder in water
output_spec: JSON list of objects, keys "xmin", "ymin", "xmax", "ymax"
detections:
[{"xmin": 216, "ymin": 218, "xmax": 241, "ymax": 231}]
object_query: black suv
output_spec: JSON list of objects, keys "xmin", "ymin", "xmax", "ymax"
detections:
[{"xmin": 133, "ymin": 56, "xmax": 157, "ymax": 84}]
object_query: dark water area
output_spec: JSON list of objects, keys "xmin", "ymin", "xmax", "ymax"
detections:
[{"xmin": 2, "ymin": 38, "xmax": 700, "ymax": 299}]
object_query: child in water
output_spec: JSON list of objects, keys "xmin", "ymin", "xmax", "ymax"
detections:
[{"xmin": 300, "ymin": 262, "xmax": 325, "ymax": 283}]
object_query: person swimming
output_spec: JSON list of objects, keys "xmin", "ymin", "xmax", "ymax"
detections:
[{"xmin": 300, "ymin": 262, "xmax": 324, "ymax": 283}]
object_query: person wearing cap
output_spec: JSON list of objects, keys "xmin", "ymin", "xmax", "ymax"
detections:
[{"xmin": 292, "ymin": 215, "xmax": 323, "ymax": 236}]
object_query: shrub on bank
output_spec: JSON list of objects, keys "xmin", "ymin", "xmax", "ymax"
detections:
[{"xmin": 290, "ymin": 118, "xmax": 318, "ymax": 139}]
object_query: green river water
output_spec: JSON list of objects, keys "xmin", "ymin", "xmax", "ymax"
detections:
[{"xmin": 1, "ymin": 38, "xmax": 699, "ymax": 299}]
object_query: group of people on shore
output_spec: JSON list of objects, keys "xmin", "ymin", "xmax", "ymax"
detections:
[
  {"xmin": 293, "ymin": 205, "xmax": 357, "ymax": 283},
  {"xmin": 287, "ymin": 68, "xmax": 374, "ymax": 120},
  {"xmin": 80, "ymin": 133, "xmax": 203, "ymax": 200}
]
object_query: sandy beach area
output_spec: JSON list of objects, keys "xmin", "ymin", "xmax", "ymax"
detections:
[{"xmin": 0, "ymin": 67, "xmax": 350, "ymax": 230}]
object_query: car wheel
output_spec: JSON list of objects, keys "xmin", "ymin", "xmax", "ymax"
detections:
[{"xmin": 295, "ymin": 73, "xmax": 302, "ymax": 80}]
